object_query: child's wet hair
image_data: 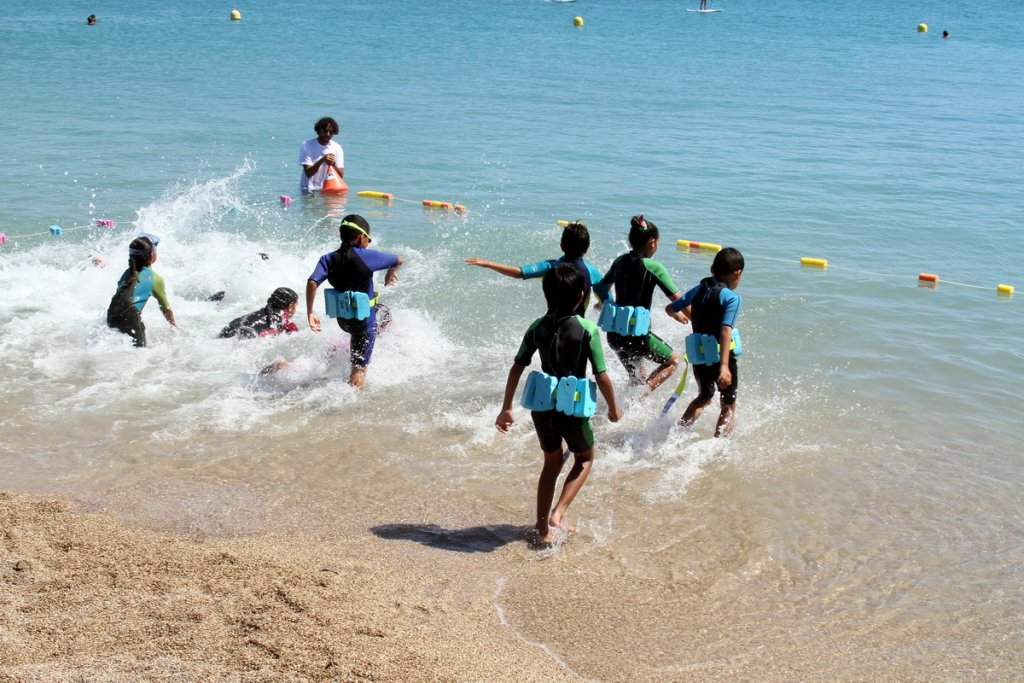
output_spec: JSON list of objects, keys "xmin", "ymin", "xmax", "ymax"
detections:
[
  {"xmin": 628, "ymin": 214, "xmax": 659, "ymax": 249},
  {"xmin": 339, "ymin": 214, "xmax": 371, "ymax": 243},
  {"xmin": 711, "ymin": 247, "xmax": 745, "ymax": 278},
  {"xmin": 560, "ymin": 222, "xmax": 590, "ymax": 259},
  {"xmin": 314, "ymin": 117, "xmax": 339, "ymax": 135},
  {"xmin": 542, "ymin": 263, "xmax": 585, "ymax": 315},
  {"xmin": 267, "ymin": 287, "xmax": 298, "ymax": 311}
]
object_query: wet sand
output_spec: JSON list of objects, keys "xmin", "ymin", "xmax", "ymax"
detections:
[{"xmin": 0, "ymin": 493, "xmax": 575, "ymax": 682}]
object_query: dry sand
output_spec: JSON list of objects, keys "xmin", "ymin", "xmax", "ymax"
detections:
[{"xmin": 0, "ymin": 493, "xmax": 577, "ymax": 682}]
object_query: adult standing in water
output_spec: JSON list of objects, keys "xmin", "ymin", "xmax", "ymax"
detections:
[
  {"xmin": 299, "ymin": 117, "xmax": 345, "ymax": 193},
  {"xmin": 305, "ymin": 214, "xmax": 403, "ymax": 388}
]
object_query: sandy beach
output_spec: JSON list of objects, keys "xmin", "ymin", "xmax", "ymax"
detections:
[{"xmin": 0, "ymin": 493, "xmax": 576, "ymax": 682}]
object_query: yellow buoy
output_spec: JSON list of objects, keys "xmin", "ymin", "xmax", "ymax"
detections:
[
  {"xmin": 917, "ymin": 23, "xmax": 928, "ymax": 33},
  {"xmin": 573, "ymin": 16, "xmax": 584, "ymax": 27},
  {"xmin": 800, "ymin": 257, "xmax": 828, "ymax": 268},
  {"xmin": 230, "ymin": 9, "xmax": 242, "ymax": 21},
  {"xmin": 997, "ymin": 284, "xmax": 1015, "ymax": 295}
]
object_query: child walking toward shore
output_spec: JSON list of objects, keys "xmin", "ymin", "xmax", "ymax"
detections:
[
  {"xmin": 593, "ymin": 215, "xmax": 683, "ymax": 392},
  {"xmin": 496, "ymin": 264, "xmax": 622, "ymax": 545},
  {"xmin": 465, "ymin": 221, "xmax": 604, "ymax": 318},
  {"xmin": 666, "ymin": 247, "xmax": 744, "ymax": 437}
]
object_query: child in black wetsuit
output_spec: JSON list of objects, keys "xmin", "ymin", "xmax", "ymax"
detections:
[
  {"xmin": 496, "ymin": 264, "xmax": 622, "ymax": 546},
  {"xmin": 219, "ymin": 287, "xmax": 299, "ymax": 339},
  {"xmin": 592, "ymin": 215, "xmax": 683, "ymax": 392}
]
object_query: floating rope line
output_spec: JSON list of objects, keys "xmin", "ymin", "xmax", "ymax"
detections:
[{"xmin": 676, "ymin": 241, "xmax": 1014, "ymax": 298}]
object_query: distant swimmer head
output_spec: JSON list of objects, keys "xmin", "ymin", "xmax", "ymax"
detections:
[
  {"xmin": 628, "ymin": 214, "xmax": 660, "ymax": 250},
  {"xmin": 87, "ymin": 15, "xmax": 97, "ymax": 25},
  {"xmin": 560, "ymin": 221, "xmax": 590, "ymax": 259},
  {"xmin": 339, "ymin": 213, "xmax": 372, "ymax": 244},
  {"xmin": 267, "ymin": 287, "xmax": 299, "ymax": 312}
]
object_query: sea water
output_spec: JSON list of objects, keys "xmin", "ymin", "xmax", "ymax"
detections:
[{"xmin": 1, "ymin": 0, "xmax": 1022, "ymax": 678}]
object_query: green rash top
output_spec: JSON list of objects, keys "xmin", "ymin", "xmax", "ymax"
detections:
[
  {"xmin": 514, "ymin": 313, "xmax": 607, "ymax": 378},
  {"xmin": 150, "ymin": 271, "xmax": 171, "ymax": 312},
  {"xmin": 592, "ymin": 252, "xmax": 679, "ymax": 308}
]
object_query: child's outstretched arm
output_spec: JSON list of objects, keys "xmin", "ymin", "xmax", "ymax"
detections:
[
  {"xmin": 465, "ymin": 258, "xmax": 523, "ymax": 279},
  {"xmin": 496, "ymin": 362, "xmax": 527, "ymax": 432},
  {"xmin": 595, "ymin": 371, "xmax": 623, "ymax": 422}
]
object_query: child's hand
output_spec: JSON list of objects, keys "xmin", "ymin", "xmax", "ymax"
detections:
[
  {"xmin": 495, "ymin": 409, "xmax": 514, "ymax": 432},
  {"xmin": 308, "ymin": 312, "xmax": 321, "ymax": 333},
  {"xmin": 608, "ymin": 405, "xmax": 623, "ymax": 422},
  {"xmin": 717, "ymin": 366, "xmax": 732, "ymax": 388},
  {"xmin": 384, "ymin": 268, "xmax": 399, "ymax": 286}
]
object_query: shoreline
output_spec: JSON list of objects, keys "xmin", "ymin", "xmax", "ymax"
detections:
[{"xmin": 0, "ymin": 492, "xmax": 576, "ymax": 682}]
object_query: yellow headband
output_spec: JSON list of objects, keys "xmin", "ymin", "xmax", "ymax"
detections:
[{"xmin": 340, "ymin": 220, "xmax": 370, "ymax": 240}]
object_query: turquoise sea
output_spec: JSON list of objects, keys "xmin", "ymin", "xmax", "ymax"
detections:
[{"xmin": 1, "ymin": 0, "xmax": 1022, "ymax": 679}]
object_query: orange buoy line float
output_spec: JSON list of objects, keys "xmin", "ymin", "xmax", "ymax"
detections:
[
  {"xmin": 357, "ymin": 190, "xmax": 394, "ymax": 201},
  {"xmin": 422, "ymin": 199, "xmax": 467, "ymax": 213},
  {"xmin": 676, "ymin": 239, "xmax": 722, "ymax": 252},
  {"xmin": 918, "ymin": 273, "xmax": 939, "ymax": 284},
  {"xmin": 356, "ymin": 189, "xmax": 466, "ymax": 213}
]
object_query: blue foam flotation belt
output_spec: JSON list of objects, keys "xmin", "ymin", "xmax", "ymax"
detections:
[
  {"xmin": 597, "ymin": 302, "xmax": 651, "ymax": 336},
  {"xmin": 521, "ymin": 370, "xmax": 597, "ymax": 418},
  {"xmin": 684, "ymin": 330, "xmax": 742, "ymax": 366},
  {"xmin": 324, "ymin": 289, "xmax": 379, "ymax": 320}
]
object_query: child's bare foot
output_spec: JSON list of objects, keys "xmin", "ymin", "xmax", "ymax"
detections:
[
  {"xmin": 526, "ymin": 525, "xmax": 554, "ymax": 548},
  {"xmin": 548, "ymin": 514, "xmax": 576, "ymax": 534}
]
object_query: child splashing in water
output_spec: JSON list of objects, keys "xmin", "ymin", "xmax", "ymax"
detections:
[
  {"xmin": 593, "ymin": 215, "xmax": 683, "ymax": 393},
  {"xmin": 496, "ymin": 264, "xmax": 622, "ymax": 546},
  {"xmin": 106, "ymin": 235, "xmax": 177, "ymax": 347},
  {"xmin": 305, "ymin": 214, "xmax": 403, "ymax": 388}
]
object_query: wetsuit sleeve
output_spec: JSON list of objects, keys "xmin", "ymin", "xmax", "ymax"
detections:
[
  {"xmin": 580, "ymin": 318, "xmax": 607, "ymax": 375},
  {"xmin": 592, "ymin": 257, "xmax": 618, "ymax": 302},
  {"xmin": 520, "ymin": 259, "xmax": 557, "ymax": 280},
  {"xmin": 669, "ymin": 283, "xmax": 702, "ymax": 312},
  {"xmin": 644, "ymin": 259, "xmax": 680, "ymax": 298},
  {"xmin": 720, "ymin": 289, "xmax": 741, "ymax": 328},
  {"xmin": 307, "ymin": 254, "xmax": 331, "ymax": 284},
  {"xmin": 151, "ymin": 272, "xmax": 171, "ymax": 312},
  {"xmin": 513, "ymin": 318, "xmax": 543, "ymax": 366},
  {"xmin": 357, "ymin": 248, "xmax": 400, "ymax": 272}
]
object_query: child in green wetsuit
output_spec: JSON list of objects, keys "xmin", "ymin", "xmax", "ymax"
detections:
[
  {"xmin": 592, "ymin": 215, "xmax": 682, "ymax": 392},
  {"xmin": 496, "ymin": 264, "xmax": 622, "ymax": 546},
  {"xmin": 106, "ymin": 235, "xmax": 177, "ymax": 347}
]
